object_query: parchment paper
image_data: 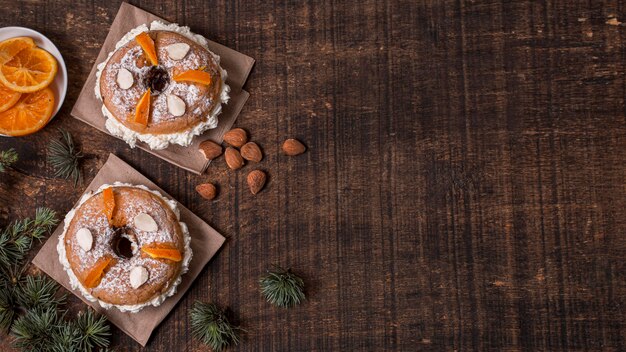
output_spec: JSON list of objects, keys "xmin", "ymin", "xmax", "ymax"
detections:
[
  {"xmin": 33, "ymin": 154, "xmax": 226, "ymax": 346},
  {"xmin": 70, "ymin": 2, "xmax": 254, "ymax": 174}
]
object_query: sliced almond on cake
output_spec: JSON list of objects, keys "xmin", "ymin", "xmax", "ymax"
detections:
[
  {"xmin": 167, "ymin": 94, "xmax": 186, "ymax": 116},
  {"xmin": 76, "ymin": 228, "xmax": 93, "ymax": 251},
  {"xmin": 116, "ymin": 68, "xmax": 134, "ymax": 89},
  {"xmin": 166, "ymin": 43, "xmax": 190, "ymax": 60},
  {"xmin": 129, "ymin": 266, "xmax": 149, "ymax": 289},
  {"xmin": 134, "ymin": 213, "xmax": 158, "ymax": 232}
]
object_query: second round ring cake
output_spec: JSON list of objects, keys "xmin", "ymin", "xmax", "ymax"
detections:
[
  {"xmin": 57, "ymin": 183, "xmax": 192, "ymax": 312},
  {"xmin": 95, "ymin": 21, "xmax": 230, "ymax": 150}
]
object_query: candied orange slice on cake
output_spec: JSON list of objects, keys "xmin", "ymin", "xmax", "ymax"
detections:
[
  {"xmin": 102, "ymin": 187, "xmax": 116, "ymax": 222},
  {"xmin": 0, "ymin": 87, "xmax": 54, "ymax": 136},
  {"xmin": 172, "ymin": 70, "xmax": 212, "ymax": 85},
  {"xmin": 135, "ymin": 32, "xmax": 158, "ymax": 66},
  {"xmin": 0, "ymin": 37, "xmax": 35, "ymax": 65},
  {"xmin": 141, "ymin": 243, "xmax": 183, "ymax": 262},
  {"xmin": 134, "ymin": 89, "xmax": 151, "ymax": 127},
  {"xmin": 0, "ymin": 47, "xmax": 57, "ymax": 93},
  {"xmin": 83, "ymin": 255, "xmax": 117, "ymax": 289},
  {"xmin": 0, "ymin": 83, "xmax": 21, "ymax": 113}
]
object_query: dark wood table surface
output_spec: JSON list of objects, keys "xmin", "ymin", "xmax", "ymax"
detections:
[{"xmin": 1, "ymin": 1, "xmax": 625, "ymax": 351}]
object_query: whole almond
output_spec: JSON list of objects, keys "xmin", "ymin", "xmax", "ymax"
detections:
[
  {"xmin": 240, "ymin": 142, "xmax": 263, "ymax": 162},
  {"xmin": 225, "ymin": 147, "xmax": 244, "ymax": 170},
  {"xmin": 196, "ymin": 183, "xmax": 217, "ymax": 200},
  {"xmin": 247, "ymin": 170, "xmax": 266, "ymax": 195},
  {"xmin": 223, "ymin": 128, "xmax": 248, "ymax": 147},
  {"xmin": 282, "ymin": 138, "xmax": 306, "ymax": 156},
  {"xmin": 198, "ymin": 140, "xmax": 223, "ymax": 160}
]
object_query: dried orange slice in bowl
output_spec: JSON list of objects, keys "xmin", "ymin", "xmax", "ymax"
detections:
[
  {"xmin": 0, "ymin": 37, "xmax": 35, "ymax": 64},
  {"xmin": 0, "ymin": 87, "xmax": 55, "ymax": 136},
  {"xmin": 0, "ymin": 83, "xmax": 21, "ymax": 113},
  {"xmin": 0, "ymin": 27, "xmax": 67, "ymax": 136},
  {"xmin": 0, "ymin": 47, "xmax": 57, "ymax": 93}
]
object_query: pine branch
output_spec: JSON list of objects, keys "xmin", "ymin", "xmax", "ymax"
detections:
[
  {"xmin": 16, "ymin": 275, "xmax": 66, "ymax": 311},
  {"xmin": 0, "ymin": 212, "xmax": 112, "ymax": 351},
  {"xmin": 190, "ymin": 302, "xmax": 240, "ymax": 351},
  {"xmin": 74, "ymin": 310, "xmax": 111, "ymax": 352},
  {"xmin": 47, "ymin": 129, "xmax": 83, "ymax": 186},
  {"xmin": 0, "ymin": 286, "xmax": 18, "ymax": 332},
  {"xmin": 0, "ymin": 148, "xmax": 18, "ymax": 173},
  {"xmin": 11, "ymin": 307, "xmax": 61, "ymax": 351},
  {"xmin": 0, "ymin": 265, "xmax": 26, "ymax": 332},
  {"xmin": 31, "ymin": 207, "xmax": 58, "ymax": 241},
  {"xmin": 51, "ymin": 321, "xmax": 80, "ymax": 352},
  {"xmin": 0, "ymin": 264, "xmax": 27, "ymax": 287},
  {"xmin": 0, "ymin": 208, "xmax": 57, "ymax": 270},
  {"xmin": 259, "ymin": 266, "xmax": 305, "ymax": 308}
]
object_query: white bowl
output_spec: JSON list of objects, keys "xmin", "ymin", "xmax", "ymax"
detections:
[{"xmin": 0, "ymin": 27, "xmax": 68, "ymax": 136}]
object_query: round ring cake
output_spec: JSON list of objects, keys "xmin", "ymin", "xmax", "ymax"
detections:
[
  {"xmin": 57, "ymin": 183, "xmax": 192, "ymax": 312},
  {"xmin": 95, "ymin": 21, "xmax": 230, "ymax": 150}
]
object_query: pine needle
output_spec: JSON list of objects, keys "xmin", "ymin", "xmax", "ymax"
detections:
[
  {"xmin": 0, "ymin": 148, "xmax": 18, "ymax": 173},
  {"xmin": 190, "ymin": 302, "xmax": 240, "ymax": 351},
  {"xmin": 259, "ymin": 266, "xmax": 305, "ymax": 308},
  {"xmin": 0, "ymin": 213, "xmax": 112, "ymax": 351},
  {"xmin": 11, "ymin": 307, "xmax": 61, "ymax": 351},
  {"xmin": 0, "ymin": 208, "xmax": 57, "ymax": 270},
  {"xmin": 74, "ymin": 310, "xmax": 111, "ymax": 351},
  {"xmin": 17, "ymin": 275, "xmax": 66, "ymax": 311},
  {"xmin": 51, "ymin": 321, "xmax": 80, "ymax": 352},
  {"xmin": 0, "ymin": 286, "xmax": 18, "ymax": 332},
  {"xmin": 47, "ymin": 129, "xmax": 83, "ymax": 186}
]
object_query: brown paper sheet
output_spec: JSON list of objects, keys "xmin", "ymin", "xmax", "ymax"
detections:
[
  {"xmin": 70, "ymin": 2, "xmax": 254, "ymax": 174},
  {"xmin": 32, "ymin": 154, "xmax": 226, "ymax": 346}
]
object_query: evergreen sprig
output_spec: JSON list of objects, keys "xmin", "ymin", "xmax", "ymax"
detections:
[
  {"xmin": 190, "ymin": 302, "xmax": 240, "ymax": 351},
  {"xmin": 0, "ymin": 148, "xmax": 18, "ymax": 173},
  {"xmin": 48, "ymin": 129, "xmax": 83, "ymax": 186},
  {"xmin": 0, "ymin": 208, "xmax": 57, "ymax": 270},
  {"xmin": 17, "ymin": 275, "xmax": 66, "ymax": 311},
  {"xmin": 0, "ymin": 211, "xmax": 111, "ymax": 351},
  {"xmin": 5, "ymin": 292, "xmax": 111, "ymax": 352},
  {"xmin": 259, "ymin": 267, "xmax": 305, "ymax": 308},
  {"xmin": 11, "ymin": 306, "xmax": 61, "ymax": 351},
  {"xmin": 0, "ymin": 285, "xmax": 18, "ymax": 331},
  {"xmin": 51, "ymin": 321, "xmax": 80, "ymax": 352},
  {"xmin": 74, "ymin": 309, "xmax": 111, "ymax": 351}
]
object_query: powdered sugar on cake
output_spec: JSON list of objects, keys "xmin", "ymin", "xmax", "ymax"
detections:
[
  {"xmin": 95, "ymin": 21, "xmax": 230, "ymax": 150},
  {"xmin": 57, "ymin": 183, "xmax": 192, "ymax": 313}
]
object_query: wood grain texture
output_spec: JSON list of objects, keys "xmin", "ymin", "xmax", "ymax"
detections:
[{"xmin": 1, "ymin": 0, "xmax": 625, "ymax": 351}]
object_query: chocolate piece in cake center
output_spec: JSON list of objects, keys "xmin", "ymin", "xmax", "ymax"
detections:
[{"xmin": 143, "ymin": 66, "xmax": 169, "ymax": 94}]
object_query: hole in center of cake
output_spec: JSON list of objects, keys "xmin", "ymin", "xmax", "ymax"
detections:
[
  {"xmin": 111, "ymin": 227, "xmax": 137, "ymax": 259},
  {"xmin": 143, "ymin": 66, "xmax": 170, "ymax": 94}
]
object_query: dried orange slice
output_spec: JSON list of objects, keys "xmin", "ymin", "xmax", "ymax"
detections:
[
  {"xmin": 102, "ymin": 187, "xmax": 115, "ymax": 222},
  {"xmin": 135, "ymin": 32, "xmax": 158, "ymax": 66},
  {"xmin": 141, "ymin": 243, "xmax": 182, "ymax": 262},
  {"xmin": 0, "ymin": 47, "xmax": 57, "ymax": 93},
  {"xmin": 0, "ymin": 83, "xmax": 21, "ymax": 113},
  {"xmin": 0, "ymin": 37, "xmax": 35, "ymax": 64},
  {"xmin": 134, "ymin": 89, "xmax": 151, "ymax": 127},
  {"xmin": 172, "ymin": 70, "xmax": 212, "ymax": 85},
  {"xmin": 83, "ymin": 255, "xmax": 116, "ymax": 289},
  {"xmin": 0, "ymin": 87, "xmax": 54, "ymax": 136}
]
